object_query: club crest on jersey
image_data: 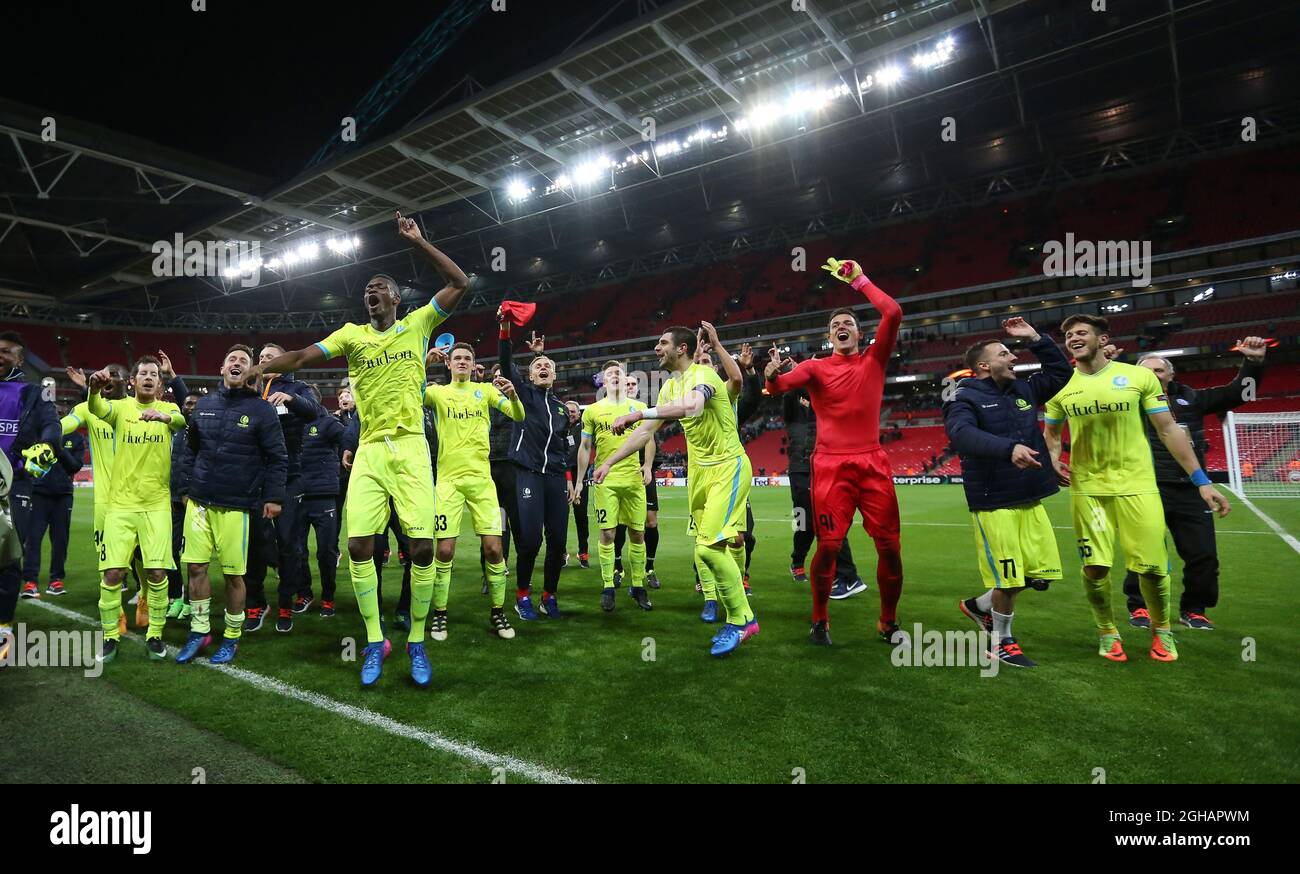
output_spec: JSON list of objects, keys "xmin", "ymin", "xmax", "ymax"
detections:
[
  {"xmin": 1015, "ymin": 398, "xmax": 1031, "ymax": 411},
  {"xmin": 309, "ymin": 426, "xmax": 318, "ymax": 436},
  {"xmin": 474, "ymin": 390, "xmax": 483, "ymax": 400},
  {"xmin": 238, "ymin": 415, "xmax": 250, "ymax": 428},
  {"xmin": 1112, "ymin": 375, "xmax": 1129, "ymax": 387},
  {"xmin": 522, "ymin": 487, "xmax": 532, "ymax": 499}
]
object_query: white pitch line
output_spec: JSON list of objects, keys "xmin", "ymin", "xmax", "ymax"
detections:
[
  {"xmin": 1234, "ymin": 495, "xmax": 1300, "ymax": 557},
  {"xmin": 654, "ymin": 513, "xmax": 1281, "ymax": 536},
  {"xmin": 27, "ymin": 599, "xmax": 587, "ymax": 785}
]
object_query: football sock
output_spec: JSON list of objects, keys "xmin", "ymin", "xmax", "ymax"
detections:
[
  {"xmin": 146, "ymin": 577, "xmax": 168, "ymax": 639},
  {"xmin": 696, "ymin": 543, "xmax": 752, "ymax": 625},
  {"xmin": 1082, "ymin": 569, "xmax": 1117, "ymax": 635},
  {"xmin": 975, "ymin": 591, "xmax": 994, "ymax": 612},
  {"xmin": 189, "ymin": 597, "xmax": 211, "ymax": 634},
  {"xmin": 1138, "ymin": 572, "xmax": 1172, "ymax": 630},
  {"xmin": 409, "ymin": 561, "xmax": 435, "ymax": 643},
  {"xmin": 728, "ymin": 541, "xmax": 746, "ymax": 581},
  {"xmin": 223, "ymin": 610, "xmax": 244, "ymax": 641},
  {"xmin": 645, "ymin": 525, "xmax": 659, "ymax": 566},
  {"xmin": 810, "ymin": 543, "xmax": 837, "ymax": 623},
  {"xmin": 695, "ymin": 555, "xmax": 717, "ymax": 602},
  {"xmin": 349, "ymin": 556, "xmax": 383, "ymax": 644},
  {"xmin": 486, "ymin": 560, "xmax": 507, "ymax": 609},
  {"xmin": 432, "ymin": 559, "xmax": 453, "ymax": 612},
  {"xmin": 992, "ymin": 609, "xmax": 1013, "ymax": 641},
  {"xmin": 98, "ymin": 583, "xmax": 122, "ymax": 641},
  {"xmin": 598, "ymin": 541, "xmax": 616, "ymax": 589},
  {"xmin": 628, "ymin": 539, "xmax": 646, "ymax": 589},
  {"xmin": 874, "ymin": 536, "xmax": 903, "ymax": 624}
]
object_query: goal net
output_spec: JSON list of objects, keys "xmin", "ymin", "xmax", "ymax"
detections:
[{"xmin": 1224, "ymin": 411, "xmax": 1300, "ymax": 498}]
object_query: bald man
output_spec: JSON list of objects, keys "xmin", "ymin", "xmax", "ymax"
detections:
[{"xmin": 1122, "ymin": 337, "xmax": 1268, "ymax": 631}]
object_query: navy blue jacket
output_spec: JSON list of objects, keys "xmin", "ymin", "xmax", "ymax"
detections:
[
  {"xmin": 262, "ymin": 375, "xmax": 321, "ymax": 485},
  {"xmin": 500, "ymin": 339, "xmax": 569, "ymax": 476},
  {"xmin": 0, "ymin": 367, "xmax": 61, "ymax": 485},
  {"xmin": 942, "ymin": 335, "xmax": 1073, "ymax": 511},
  {"xmin": 187, "ymin": 385, "xmax": 288, "ymax": 511},
  {"xmin": 300, "ymin": 411, "xmax": 346, "ymax": 497},
  {"xmin": 170, "ymin": 425, "xmax": 195, "ymax": 503},
  {"xmin": 33, "ymin": 432, "xmax": 85, "ymax": 497}
]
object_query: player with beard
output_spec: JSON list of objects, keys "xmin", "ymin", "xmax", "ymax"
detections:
[{"xmin": 596, "ymin": 326, "xmax": 757, "ymax": 657}]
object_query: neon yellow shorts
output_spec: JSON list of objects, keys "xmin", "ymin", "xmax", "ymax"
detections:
[
  {"xmin": 593, "ymin": 478, "xmax": 646, "ymax": 531},
  {"xmin": 1071, "ymin": 491, "xmax": 1170, "ymax": 576},
  {"xmin": 687, "ymin": 454, "xmax": 752, "ymax": 546},
  {"xmin": 180, "ymin": 500, "xmax": 250, "ymax": 577},
  {"xmin": 347, "ymin": 435, "xmax": 435, "ymax": 539},
  {"xmin": 434, "ymin": 475, "xmax": 502, "ymax": 538},
  {"xmin": 101, "ymin": 508, "xmax": 174, "ymax": 571},
  {"xmin": 971, "ymin": 502, "xmax": 1064, "ymax": 589}
]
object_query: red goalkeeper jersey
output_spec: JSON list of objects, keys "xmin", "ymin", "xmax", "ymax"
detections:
[{"xmin": 766, "ymin": 277, "xmax": 902, "ymax": 453}]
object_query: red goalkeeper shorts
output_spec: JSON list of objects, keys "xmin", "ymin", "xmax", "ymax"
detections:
[{"xmin": 810, "ymin": 448, "xmax": 900, "ymax": 544}]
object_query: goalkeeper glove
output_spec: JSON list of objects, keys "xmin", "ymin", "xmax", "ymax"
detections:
[
  {"xmin": 22, "ymin": 443, "xmax": 56, "ymax": 478},
  {"xmin": 822, "ymin": 257, "xmax": 863, "ymax": 284}
]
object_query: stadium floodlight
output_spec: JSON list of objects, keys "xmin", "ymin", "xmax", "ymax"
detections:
[
  {"xmin": 222, "ymin": 266, "xmax": 240, "ymax": 278},
  {"xmin": 507, "ymin": 179, "xmax": 531, "ymax": 202},
  {"xmin": 912, "ymin": 35, "xmax": 956, "ymax": 70},
  {"xmin": 875, "ymin": 64, "xmax": 904, "ymax": 87},
  {"xmin": 295, "ymin": 243, "xmax": 319, "ymax": 262},
  {"xmin": 572, "ymin": 159, "xmax": 606, "ymax": 186},
  {"xmin": 554, "ymin": 174, "xmax": 571, "ymax": 189},
  {"xmin": 1102, "ymin": 302, "xmax": 1130, "ymax": 313},
  {"xmin": 265, "ymin": 257, "xmax": 282, "ymax": 270},
  {"xmin": 1191, "ymin": 286, "xmax": 1215, "ymax": 303}
]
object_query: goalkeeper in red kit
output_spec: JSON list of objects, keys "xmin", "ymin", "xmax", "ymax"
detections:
[{"xmin": 764, "ymin": 257, "xmax": 904, "ymax": 646}]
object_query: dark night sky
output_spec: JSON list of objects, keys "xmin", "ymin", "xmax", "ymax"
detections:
[{"xmin": 2, "ymin": 0, "xmax": 623, "ymax": 181}]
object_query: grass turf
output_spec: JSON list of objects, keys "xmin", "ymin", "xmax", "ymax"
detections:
[{"xmin": 5, "ymin": 485, "xmax": 1298, "ymax": 783}]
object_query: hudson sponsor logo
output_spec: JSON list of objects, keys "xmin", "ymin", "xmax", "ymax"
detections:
[
  {"xmin": 363, "ymin": 349, "xmax": 416, "ymax": 370},
  {"xmin": 49, "ymin": 804, "xmax": 151, "ymax": 854},
  {"xmin": 1062, "ymin": 399, "xmax": 1131, "ymax": 417}
]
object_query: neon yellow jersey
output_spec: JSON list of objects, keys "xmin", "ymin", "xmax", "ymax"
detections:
[
  {"xmin": 63, "ymin": 400, "xmax": 117, "ymax": 503},
  {"xmin": 315, "ymin": 300, "xmax": 448, "ymax": 445},
  {"xmin": 582, "ymin": 396, "xmax": 648, "ymax": 485},
  {"xmin": 658, "ymin": 364, "xmax": 744, "ymax": 467},
  {"xmin": 423, "ymin": 380, "xmax": 523, "ymax": 481},
  {"xmin": 1044, "ymin": 360, "xmax": 1169, "ymax": 496},
  {"xmin": 96, "ymin": 397, "xmax": 185, "ymax": 511}
]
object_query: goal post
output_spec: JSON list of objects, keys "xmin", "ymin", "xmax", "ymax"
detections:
[{"xmin": 1224, "ymin": 411, "xmax": 1300, "ymax": 499}]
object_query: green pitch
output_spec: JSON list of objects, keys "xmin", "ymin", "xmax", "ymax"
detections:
[{"xmin": 6, "ymin": 485, "xmax": 1298, "ymax": 783}]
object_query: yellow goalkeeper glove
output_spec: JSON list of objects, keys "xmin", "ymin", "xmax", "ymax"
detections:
[
  {"xmin": 21, "ymin": 443, "xmax": 56, "ymax": 478},
  {"xmin": 822, "ymin": 257, "xmax": 863, "ymax": 283}
]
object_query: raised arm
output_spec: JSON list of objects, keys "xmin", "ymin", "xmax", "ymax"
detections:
[
  {"xmin": 765, "ymin": 345, "xmax": 814, "ymax": 396},
  {"xmin": 252, "ymin": 344, "xmax": 327, "ymax": 382},
  {"xmin": 701, "ymin": 321, "xmax": 743, "ymax": 400},
  {"xmin": 497, "ymin": 312, "xmax": 526, "ymax": 387},
  {"xmin": 393, "ymin": 212, "xmax": 470, "ymax": 317},
  {"xmin": 821, "ymin": 257, "xmax": 901, "ymax": 363},
  {"xmin": 1197, "ymin": 337, "xmax": 1267, "ymax": 415}
]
